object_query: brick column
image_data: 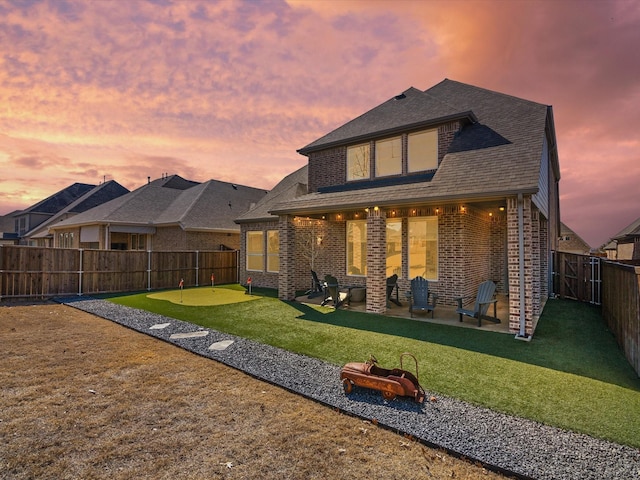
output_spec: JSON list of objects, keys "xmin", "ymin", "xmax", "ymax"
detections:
[
  {"xmin": 507, "ymin": 195, "xmax": 534, "ymax": 336},
  {"xmin": 278, "ymin": 215, "xmax": 296, "ymax": 301},
  {"xmin": 366, "ymin": 207, "xmax": 386, "ymax": 314}
]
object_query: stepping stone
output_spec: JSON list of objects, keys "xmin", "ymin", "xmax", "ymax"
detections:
[
  {"xmin": 208, "ymin": 339, "xmax": 234, "ymax": 351},
  {"xmin": 170, "ymin": 331, "xmax": 209, "ymax": 339},
  {"xmin": 149, "ymin": 323, "xmax": 171, "ymax": 330}
]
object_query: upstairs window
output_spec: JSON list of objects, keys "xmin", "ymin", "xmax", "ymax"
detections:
[
  {"xmin": 347, "ymin": 143, "xmax": 370, "ymax": 181},
  {"xmin": 408, "ymin": 129, "xmax": 438, "ymax": 172},
  {"xmin": 375, "ymin": 136, "xmax": 402, "ymax": 177}
]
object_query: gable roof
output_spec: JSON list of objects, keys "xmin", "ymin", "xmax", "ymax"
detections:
[
  {"xmin": 612, "ymin": 216, "xmax": 640, "ymax": 242},
  {"xmin": 19, "ymin": 183, "xmax": 96, "ymax": 215},
  {"xmin": 298, "ymin": 87, "xmax": 476, "ymax": 155},
  {"xmin": 273, "ymin": 79, "xmax": 553, "ymax": 216},
  {"xmin": 26, "ymin": 180, "xmax": 130, "ymax": 239},
  {"xmin": 235, "ymin": 165, "xmax": 308, "ymax": 224},
  {"xmin": 50, "ymin": 175, "xmax": 267, "ymax": 233}
]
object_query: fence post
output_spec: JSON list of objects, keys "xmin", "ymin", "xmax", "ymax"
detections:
[
  {"xmin": 147, "ymin": 250, "xmax": 151, "ymax": 291},
  {"xmin": 195, "ymin": 250, "xmax": 199, "ymax": 287},
  {"xmin": 78, "ymin": 249, "xmax": 83, "ymax": 296}
]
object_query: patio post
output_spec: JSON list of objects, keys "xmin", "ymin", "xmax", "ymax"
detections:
[{"xmin": 366, "ymin": 207, "xmax": 386, "ymax": 314}]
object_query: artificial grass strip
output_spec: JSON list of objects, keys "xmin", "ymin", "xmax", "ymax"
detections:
[{"xmin": 108, "ymin": 288, "xmax": 640, "ymax": 448}]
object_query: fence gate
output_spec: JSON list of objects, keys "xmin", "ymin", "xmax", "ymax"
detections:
[{"xmin": 552, "ymin": 251, "xmax": 602, "ymax": 305}]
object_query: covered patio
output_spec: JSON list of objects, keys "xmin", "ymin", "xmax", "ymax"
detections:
[{"xmin": 294, "ymin": 290, "xmax": 511, "ymax": 334}]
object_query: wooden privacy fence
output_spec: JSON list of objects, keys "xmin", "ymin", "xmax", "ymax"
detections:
[
  {"xmin": 601, "ymin": 261, "xmax": 640, "ymax": 377},
  {"xmin": 0, "ymin": 245, "xmax": 238, "ymax": 300}
]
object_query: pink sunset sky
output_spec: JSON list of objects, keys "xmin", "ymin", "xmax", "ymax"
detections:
[{"xmin": 0, "ymin": 0, "xmax": 638, "ymax": 248}]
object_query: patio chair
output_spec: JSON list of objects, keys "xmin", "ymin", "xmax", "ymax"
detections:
[
  {"xmin": 455, "ymin": 280, "xmax": 500, "ymax": 327},
  {"xmin": 408, "ymin": 276, "xmax": 438, "ymax": 318},
  {"xmin": 386, "ymin": 274, "xmax": 402, "ymax": 307},
  {"xmin": 321, "ymin": 275, "xmax": 349, "ymax": 308},
  {"xmin": 306, "ymin": 270, "xmax": 324, "ymax": 299}
]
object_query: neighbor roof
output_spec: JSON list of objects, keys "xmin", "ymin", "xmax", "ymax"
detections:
[
  {"xmin": 19, "ymin": 183, "xmax": 96, "ymax": 215},
  {"xmin": 51, "ymin": 175, "xmax": 267, "ymax": 233},
  {"xmin": 272, "ymin": 79, "xmax": 554, "ymax": 216}
]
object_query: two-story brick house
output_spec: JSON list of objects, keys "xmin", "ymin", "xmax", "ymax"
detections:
[{"xmin": 239, "ymin": 79, "xmax": 561, "ymax": 338}]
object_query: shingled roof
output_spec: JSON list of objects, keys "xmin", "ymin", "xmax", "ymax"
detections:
[
  {"xmin": 52, "ymin": 175, "xmax": 267, "ymax": 232},
  {"xmin": 235, "ymin": 165, "xmax": 308, "ymax": 224},
  {"xmin": 272, "ymin": 79, "xmax": 555, "ymax": 216}
]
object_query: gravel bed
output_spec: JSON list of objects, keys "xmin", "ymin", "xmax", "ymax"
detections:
[{"xmin": 58, "ymin": 297, "xmax": 640, "ymax": 480}]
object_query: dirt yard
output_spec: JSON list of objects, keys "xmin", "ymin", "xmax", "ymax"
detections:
[{"xmin": 0, "ymin": 303, "xmax": 507, "ymax": 479}]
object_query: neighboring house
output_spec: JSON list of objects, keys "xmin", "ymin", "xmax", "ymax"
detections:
[
  {"xmin": 11, "ymin": 182, "xmax": 128, "ymax": 246},
  {"xmin": 557, "ymin": 222, "xmax": 591, "ymax": 255},
  {"xmin": 239, "ymin": 79, "xmax": 561, "ymax": 338},
  {"xmin": 603, "ymin": 216, "xmax": 640, "ymax": 260},
  {"xmin": 23, "ymin": 181, "xmax": 130, "ymax": 247},
  {"xmin": 49, "ymin": 175, "xmax": 267, "ymax": 251},
  {"xmin": 0, "ymin": 211, "xmax": 20, "ymax": 245}
]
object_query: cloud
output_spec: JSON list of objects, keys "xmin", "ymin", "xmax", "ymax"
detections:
[{"xmin": 0, "ymin": 0, "xmax": 638, "ymax": 249}]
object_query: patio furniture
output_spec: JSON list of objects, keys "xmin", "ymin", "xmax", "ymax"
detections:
[
  {"xmin": 386, "ymin": 274, "xmax": 402, "ymax": 307},
  {"xmin": 306, "ymin": 270, "xmax": 324, "ymax": 299},
  {"xmin": 349, "ymin": 287, "xmax": 366, "ymax": 303},
  {"xmin": 321, "ymin": 275, "xmax": 350, "ymax": 308},
  {"xmin": 408, "ymin": 276, "xmax": 437, "ymax": 318},
  {"xmin": 455, "ymin": 280, "xmax": 500, "ymax": 327}
]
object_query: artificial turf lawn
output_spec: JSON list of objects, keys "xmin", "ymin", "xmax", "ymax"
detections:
[{"xmin": 108, "ymin": 285, "xmax": 640, "ymax": 448}]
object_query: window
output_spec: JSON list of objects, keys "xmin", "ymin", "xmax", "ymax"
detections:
[
  {"xmin": 58, "ymin": 231, "xmax": 74, "ymax": 248},
  {"xmin": 130, "ymin": 234, "xmax": 146, "ymax": 250},
  {"xmin": 347, "ymin": 143, "xmax": 370, "ymax": 181},
  {"xmin": 267, "ymin": 230, "xmax": 279, "ymax": 273},
  {"xmin": 346, "ymin": 220, "xmax": 367, "ymax": 276},
  {"xmin": 386, "ymin": 219, "xmax": 402, "ymax": 277},
  {"xmin": 246, "ymin": 231, "xmax": 264, "ymax": 271},
  {"xmin": 408, "ymin": 129, "xmax": 438, "ymax": 172},
  {"xmin": 375, "ymin": 136, "xmax": 402, "ymax": 177},
  {"xmin": 408, "ymin": 217, "xmax": 438, "ymax": 280}
]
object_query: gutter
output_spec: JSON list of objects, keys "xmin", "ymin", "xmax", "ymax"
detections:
[{"xmin": 269, "ymin": 188, "xmax": 538, "ymax": 217}]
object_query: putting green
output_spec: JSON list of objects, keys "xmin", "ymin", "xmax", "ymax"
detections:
[{"xmin": 147, "ymin": 286, "xmax": 259, "ymax": 306}]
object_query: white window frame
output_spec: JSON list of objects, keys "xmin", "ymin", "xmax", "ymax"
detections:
[
  {"xmin": 246, "ymin": 231, "xmax": 265, "ymax": 272},
  {"xmin": 408, "ymin": 129, "xmax": 438, "ymax": 173},
  {"xmin": 266, "ymin": 230, "xmax": 279, "ymax": 273},
  {"xmin": 346, "ymin": 220, "xmax": 367, "ymax": 276},
  {"xmin": 375, "ymin": 136, "xmax": 402, "ymax": 177},
  {"xmin": 408, "ymin": 216, "xmax": 438, "ymax": 280},
  {"xmin": 386, "ymin": 218, "xmax": 403, "ymax": 278},
  {"xmin": 347, "ymin": 143, "xmax": 370, "ymax": 181}
]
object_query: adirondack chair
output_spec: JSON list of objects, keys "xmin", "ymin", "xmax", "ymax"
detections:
[
  {"xmin": 408, "ymin": 276, "xmax": 438, "ymax": 318},
  {"xmin": 321, "ymin": 275, "xmax": 349, "ymax": 308},
  {"xmin": 386, "ymin": 274, "xmax": 402, "ymax": 307},
  {"xmin": 306, "ymin": 270, "xmax": 324, "ymax": 299},
  {"xmin": 455, "ymin": 280, "xmax": 500, "ymax": 327}
]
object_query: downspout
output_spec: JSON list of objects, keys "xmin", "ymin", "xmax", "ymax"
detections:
[{"xmin": 517, "ymin": 193, "xmax": 529, "ymax": 339}]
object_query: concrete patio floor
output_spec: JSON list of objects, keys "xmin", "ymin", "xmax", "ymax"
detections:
[{"xmin": 295, "ymin": 291, "xmax": 512, "ymax": 334}]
